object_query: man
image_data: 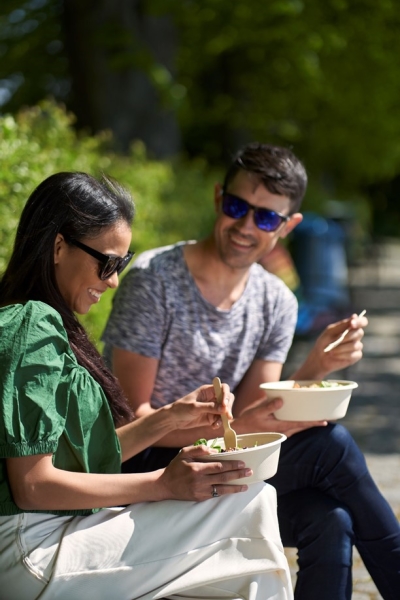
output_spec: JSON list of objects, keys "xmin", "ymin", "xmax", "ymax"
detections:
[{"xmin": 102, "ymin": 143, "xmax": 400, "ymax": 600}]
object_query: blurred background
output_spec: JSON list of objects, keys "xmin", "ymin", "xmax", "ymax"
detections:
[
  {"xmin": 2, "ymin": 3, "xmax": 400, "ymax": 594},
  {"xmin": 2, "ymin": 0, "xmax": 400, "ymax": 341}
]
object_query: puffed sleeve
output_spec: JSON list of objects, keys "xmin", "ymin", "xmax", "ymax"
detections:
[{"xmin": 0, "ymin": 301, "xmax": 73, "ymax": 457}]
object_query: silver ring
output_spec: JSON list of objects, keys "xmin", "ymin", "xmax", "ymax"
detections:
[{"xmin": 212, "ymin": 485, "xmax": 219, "ymax": 498}]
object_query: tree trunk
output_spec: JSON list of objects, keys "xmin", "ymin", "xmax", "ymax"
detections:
[{"xmin": 62, "ymin": 0, "xmax": 181, "ymax": 157}]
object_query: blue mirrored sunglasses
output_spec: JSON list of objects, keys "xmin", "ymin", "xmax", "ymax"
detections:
[{"xmin": 222, "ymin": 193, "xmax": 290, "ymax": 232}]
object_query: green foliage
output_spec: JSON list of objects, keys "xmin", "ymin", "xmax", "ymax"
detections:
[
  {"xmin": 0, "ymin": 0, "xmax": 400, "ymax": 216},
  {"xmin": 150, "ymin": 0, "xmax": 400, "ymax": 192},
  {"xmin": 3, "ymin": 0, "xmax": 400, "ymax": 198},
  {"xmin": 0, "ymin": 100, "xmax": 220, "ymax": 346},
  {"xmin": 0, "ymin": 0, "xmax": 66, "ymax": 110}
]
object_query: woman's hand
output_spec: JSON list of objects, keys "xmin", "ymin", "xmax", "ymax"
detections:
[
  {"xmin": 157, "ymin": 444, "xmax": 252, "ymax": 502},
  {"xmin": 163, "ymin": 383, "xmax": 234, "ymax": 431},
  {"xmin": 117, "ymin": 382, "xmax": 234, "ymax": 462}
]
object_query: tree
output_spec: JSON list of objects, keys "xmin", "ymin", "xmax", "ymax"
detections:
[
  {"xmin": 0, "ymin": 0, "xmax": 181, "ymax": 157},
  {"xmin": 0, "ymin": 0, "xmax": 67, "ymax": 110},
  {"xmin": 159, "ymin": 0, "xmax": 400, "ymax": 193},
  {"xmin": 2, "ymin": 0, "xmax": 400, "ymax": 200},
  {"xmin": 62, "ymin": 0, "xmax": 181, "ymax": 156}
]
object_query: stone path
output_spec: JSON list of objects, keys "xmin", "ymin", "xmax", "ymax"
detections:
[{"xmin": 282, "ymin": 239, "xmax": 400, "ymax": 598}]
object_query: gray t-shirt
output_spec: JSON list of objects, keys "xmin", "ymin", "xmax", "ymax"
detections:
[{"xmin": 102, "ymin": 242, "xmax": 298, "ymax": 408}]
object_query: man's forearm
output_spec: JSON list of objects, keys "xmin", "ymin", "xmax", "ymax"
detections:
[{"xmin": 288, "ymin": 350, "xmax": 328, "ymax": 381}]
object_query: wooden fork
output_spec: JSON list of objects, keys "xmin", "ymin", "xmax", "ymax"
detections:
[{"xmin": 212, "ymin": 376, "xmax": 238, "ymax": 449}]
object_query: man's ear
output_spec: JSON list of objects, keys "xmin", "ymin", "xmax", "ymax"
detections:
[
  {"xmin": 54, "ymin": 233, "xmax": 65, "ymax": 265},
  {"xmin": 279, "ymin": 213, "xmax": 303, "ymax": 239}
]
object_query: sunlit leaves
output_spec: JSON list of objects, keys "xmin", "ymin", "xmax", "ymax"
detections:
[{"xmin": 2, "ymin": 0, "xmax": 400, "ymax": 196}]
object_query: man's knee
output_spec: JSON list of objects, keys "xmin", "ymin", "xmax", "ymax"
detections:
[
  {"xmin": 278, "ymin": 489, "xmax": 354, "ymax": 552},
  {"xmin": 321, "ymin": 504, "xmax": 354, "ymax": 541}
]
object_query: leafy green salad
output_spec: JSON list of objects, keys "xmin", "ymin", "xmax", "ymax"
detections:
[
  {"xmin": 194, "ymin": 438, "xmax": 224, "ymax": 451},
  {"xmin": 294, "ymin": 381, "xmax": 344, "ymax": 389},
  {"xmin": 194, "ymin": 438, "xmax": 257, "ymax": 452}
]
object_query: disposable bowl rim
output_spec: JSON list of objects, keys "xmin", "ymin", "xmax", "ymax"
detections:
[{"xmin": 204, "ymin": 432, "xmax": 286, "ymax": 457}]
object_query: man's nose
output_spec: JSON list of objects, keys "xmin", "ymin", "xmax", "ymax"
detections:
[{"xmin": 237, "ymin": 207, "xmax": 256, "ymax": 231}]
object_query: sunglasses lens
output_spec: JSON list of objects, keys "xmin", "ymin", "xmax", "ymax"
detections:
[
  {"xmin": 116, "ymin": 252, "xmax": 134, "ymax": 275},
  {"xmin": 99, "ymin": 252, "xmax": 134, "ymax": 280},
  {"xmin": 222, "ymin": 195, "xmax": 249, "ymax": 219},
  {"xmin": 99, "ymin": 257, "xmax": 120, "ymax": 280},
  {"xmin": 222, "ymin": 193, "xmax": 286, "ymax": 232},
  {"xmin": 254, "ymin": 210, "xmax": 283, "ymax": 232}
]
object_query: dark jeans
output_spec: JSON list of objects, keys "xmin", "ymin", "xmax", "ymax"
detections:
[{"xmin": 122, "ymin": 424, "xmax": 400, "ymax": 600}]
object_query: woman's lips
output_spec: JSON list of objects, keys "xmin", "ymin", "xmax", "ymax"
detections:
[{"xmin": 88, "ymin": 288, "xmax": 102, "ymax": 302}]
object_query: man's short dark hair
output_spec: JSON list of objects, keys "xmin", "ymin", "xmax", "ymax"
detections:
[{"xmin": 222, "ymin": 142, "xmax": 307, "ymax": 212}]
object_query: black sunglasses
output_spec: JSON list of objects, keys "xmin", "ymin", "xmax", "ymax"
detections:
[
  {"xmin": 222, "ymin": 192, "xmax": 290, "ymax": 232},
  {"xmin": 65, "ymin": 237, "xmax": 135, "ymax": 280}
]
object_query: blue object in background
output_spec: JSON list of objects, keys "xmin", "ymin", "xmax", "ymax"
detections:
[{"xmin": 290, "ymin": 212, "xmax": 351, "ymax": 335}]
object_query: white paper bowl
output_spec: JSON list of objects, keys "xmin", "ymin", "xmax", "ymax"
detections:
[
  {"xmin": 200, "ymin": 432, "xmax": 286, "ymax": 484},
  {"xmin": 260, "ymin": 380, "xmax": 358, "ymax": 421}
]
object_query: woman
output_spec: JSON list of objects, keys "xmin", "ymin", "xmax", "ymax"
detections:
[{"xmin": 0, "ymin": 172, "xmax": 292, "ymax": 600}]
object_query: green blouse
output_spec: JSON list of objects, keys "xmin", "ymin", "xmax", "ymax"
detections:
[{"xmin": 0, "ymin": 301, "xmax": 122, "ymax": 516}]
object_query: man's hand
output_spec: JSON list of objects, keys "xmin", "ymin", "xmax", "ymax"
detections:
[
  {"xmin": 291, "ymin": 312, "xmax": 368, "ymax": 381},
  {"xmin": 235, "ymin": 396, "xmax": 327, "ymax": 437},
  {"xmin": 162, "ymin": 383, "xmax": 234, "ymax": 431}
]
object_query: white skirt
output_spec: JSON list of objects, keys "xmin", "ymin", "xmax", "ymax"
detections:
[{"xmin": 0, "ymin": 482, "xmax": 293, "ymax": 600}]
